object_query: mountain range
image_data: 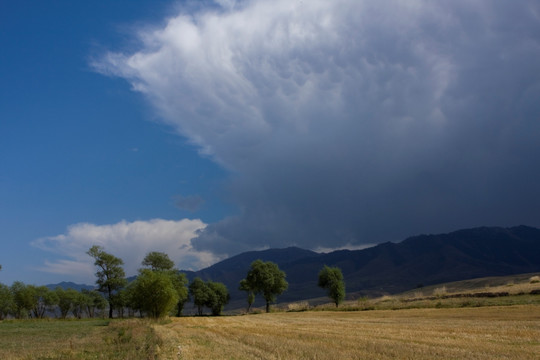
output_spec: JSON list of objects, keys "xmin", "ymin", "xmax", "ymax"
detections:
[
  {"xmin": 183, "ymin": 225, "xmax": 540, "ymax": 309},
  {"xmin": 50, "ymin": 225, "xmax": 540, "ymax": 310}
]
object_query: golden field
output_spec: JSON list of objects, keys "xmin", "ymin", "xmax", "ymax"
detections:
[
  {"xmin": 168, "ymin": 305, "xmax": 540, "ymax": 360},
  {"xmin": 1, "ymin": 304, "xmax": 539, "ymax": 359}
]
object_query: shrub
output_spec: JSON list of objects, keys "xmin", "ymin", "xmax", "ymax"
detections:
[{"xmin": 529, "ymin": 276, "xmax": 540, "ymax": 284}]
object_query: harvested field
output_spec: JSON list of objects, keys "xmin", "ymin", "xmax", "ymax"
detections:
[{"xmin": 168, "ymin": 305, "xmax": 540, "ymax": 360}]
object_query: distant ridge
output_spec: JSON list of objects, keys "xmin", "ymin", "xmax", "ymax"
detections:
[
  {"xmin": 183, "ymin": 225, "xmax": 540, "ymax": 309},
  {"xmin": 45, "ymin": 281, "xmax": 95, "ymax": 292}
]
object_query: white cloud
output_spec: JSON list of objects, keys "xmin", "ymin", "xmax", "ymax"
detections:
[{"xmin": 32, "ymin": 218, "xmax": 221, "ymax": 283}]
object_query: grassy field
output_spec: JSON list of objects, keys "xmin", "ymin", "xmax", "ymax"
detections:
[
  {"xmin": 168, "ymin": 305, "xmax": 540, "ymax": 360},
  {"xmin": 0, "ymin": 318, "xmax": 175, "ymax": 360}
]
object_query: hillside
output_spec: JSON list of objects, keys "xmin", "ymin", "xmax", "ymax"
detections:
[{"xmin": 183, "ymin": 225, "xmax": 540, "ymax": 309}]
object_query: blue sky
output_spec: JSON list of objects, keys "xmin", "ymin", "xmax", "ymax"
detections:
[
  {"xmin": 1, "ymin": 1, "xmax": 230, "ymax": 284},
  {"xmin": 2, "ymin": 0, "xmax": 540, "ymax": 285}
]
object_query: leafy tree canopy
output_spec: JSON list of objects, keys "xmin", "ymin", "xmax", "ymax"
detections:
[
  {"xmin": 318, "ymin": 265, "xmax": 346, "ymax": 307},
  {"xmin": 142, "ymin": 251, "xmax": 175, "ymax": 272},
  {"xmin": 87, "ymin": 245, "xmax": 127, "ymax": 318},
  {"xmin": 129, "ymin": 269, "xmax": 179, "ymax": 318},
  {"xmin": 206, "ymin": 281, "xmax": 230, "ymax": 316},
  {"xmin": 0, "ymin": 283, "xmax": 14, "ymax": 320},
  {"xmin": 241, "ymin": 260, "xmax": 288, "ymax": 313},
  {"xmin": 189, "ymin": 277, "xmax": 229, "ymax": 316}
]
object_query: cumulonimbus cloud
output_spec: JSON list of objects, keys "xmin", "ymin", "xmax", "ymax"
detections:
[
  {"xmin": 32, "ymin": 218, "xmax": 220, "ymax": 283},
  {"xmin": 94, "ymin": 0, "xmax": 540, "ymax": 254}
]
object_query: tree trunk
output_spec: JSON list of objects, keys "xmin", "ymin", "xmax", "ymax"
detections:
[
  {"xmin": 265, "ymin": 301, "xmax": 270, "ymax": 313},
  {"xmin": 109, "ymin": 305, "xmax": 113, "ymax": 319}
]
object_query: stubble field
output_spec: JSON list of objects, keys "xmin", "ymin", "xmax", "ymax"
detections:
[
  {"xmin": 1, "ymin": 305, "xmax": 539, "ymax": 359},
  {"xmin": 168, "ymin": 305, "xmax": 540, "ymax": 360}
]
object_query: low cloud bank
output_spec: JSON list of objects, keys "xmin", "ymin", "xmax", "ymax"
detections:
[{"xmin": 32, "ymin": 218, "xmax": 221, "ymax": 283}]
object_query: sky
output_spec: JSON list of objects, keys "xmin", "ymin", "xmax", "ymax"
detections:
[{"xmin": 1, "ymin": 0, "xmax": 540, "ymax": 285}]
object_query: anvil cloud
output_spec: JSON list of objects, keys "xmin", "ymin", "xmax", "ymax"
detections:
[{"xmin": 96, "ymin": 0, "xmax": 540, "ymax": 255}]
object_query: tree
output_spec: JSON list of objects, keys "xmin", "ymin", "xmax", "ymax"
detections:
[
  {"xmin": 87, "ymin": 245, "xmax": 127, "ymax": 318},
  {"xmin": 129, "ymin": 269, "xmax": 179, "ymax": 318},
  {"xmin": 318, "ymin": 265, "xmax": 346, "ymax": 307},
  {"xmin": 141, "ymin": 251, "xmax": 189, "ymax": 316},
  {"xmin": 189, "ymin": 277, "xmax": 210, "ymax": 316},
  {"xmin": 206, "ymin": 281, "xmax": 230, "ymax": 316},
  {"xmin": 81, "ymin": 289, "xmax": 107, "ymax": 318},
  {"xmin": 240, "ymin": 260, "xmax": 288, "ymax": 313},
  {"xmin": 239, "ymin": 279, "xmax": 255, "ymax": 313},
  {"xmin": 188, "ymin": 278, "xmax": 229, "ymax": 316},
  {"xmin": 171, "ymin": 272, "xmax": 189, "ymax": 316},
  {"xmin": 142, "ymin": 251, "xmax": 175, "ymax": 271},
  {"xmin": 11, "ymin": 281, "xmax": 34, "ymax": 319},
  {"xmin": 55, "ymin": 287, "xmax": 80, "ymax": 319},
  {"xmin": 71, "ymin": 291, "xmax": 87, "ymax": 319},
  {"xmin": 110, "ymin": 289, "xmax": 130, "ymax": 318},
  {"xmin": 0, "ymin": 283, "xmax": 14, "ymax": 320},
  {"xmin": 28, "ymin": 285, "xmax": 58, "ymax": 318}
]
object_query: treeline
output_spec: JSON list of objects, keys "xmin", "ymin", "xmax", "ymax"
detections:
[
  {"xmin": 0, "ymin": 247, "xmax": 347, "ymax": 320},
  {"xmin": 0, "ymin": 283, "xmax": 107, "ymax": 320}
]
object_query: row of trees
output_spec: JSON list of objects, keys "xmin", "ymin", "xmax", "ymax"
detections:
[
  {"xmin": 0, "ymin": 262, "xmax": 108, "ymax": 320},
  {"xmin": 0, "ymin": 249, "xmax": 347, "ymax": 319},
  {"xmin": 86, "ymin": 246, "xmax": 231, "ymax": 318},
  {"xmin": 0, "ymin": 283, "xmax": 107, "ymax": 320}
]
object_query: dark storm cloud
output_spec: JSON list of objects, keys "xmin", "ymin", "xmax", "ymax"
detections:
[{"xmin": 97, "ymin": 0, "xmax": 540, "ymax": 255}]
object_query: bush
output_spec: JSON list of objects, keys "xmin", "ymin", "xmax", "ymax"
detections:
[{"xmin": 529, "ymin": 276, "xmax": 540, "ymax": 284}]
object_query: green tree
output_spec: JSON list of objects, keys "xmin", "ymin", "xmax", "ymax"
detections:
[
  {"xmin": 28, "ymin": 285, "xmax": 58, "ymax": 318},
  {"xmin": 54, "ymin": 286, "xmax": 76, "ymax": 319},
  {"xmin": 318, "ymin": 265, "xmax": 346, "ymax": 307},
  {"xmin": 171, "ymin": 272, "xmax": 189, "ymax": 316},
  {"xmin": 0, "ymin": 283, "xmax": 14, "ymax": 320},
  {"xmin": 87, "ymin": 245, "xmax": 127, "ymax": 318},
  {"xmin": 11, "ymin": 281, "xmax": 34, "ymax": 319},
  {"xmin": 142, "ymin": 251, "xmax": 175, "ymax": 271},
  {"xmin": 239, "ymin": 279, "xmax": 255, "ymax": 313},
  {"xmin": 130, "ymin": 269, "xmax": 179, "ymax": 318},
  {"xmin": 189, "ymin": 277, "xmax": 210, "ymax": 316},
  {"xmin": 141, "ymin": 251, "xmax": 189, "ymax": 316},
  {"xmin": 124, "ymin": 281, "xmax": 142, "ymax": 317},
  {"xmin": 110, "ymin": 289, "xmax": 129, "ymax": 318},
  {"xmin": 71, "ymin": 291, "xmax": 92, "ymax": 319},
  {"xmin": 81, "ymin": 289, "xmax": 107, "ymax": 318},
  {"xmin": 240, "ymin": 260, "xmax": 288, "ymax": 313},
  {"xmin": 206, "ymin": 281, "xmax": 230, "ymax": 316}
]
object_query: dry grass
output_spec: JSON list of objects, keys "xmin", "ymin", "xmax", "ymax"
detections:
[
  {"xmin": 168, "ymin": 305, "xmax": 540, "ymax": 360},
  {"xmin": 462, "ymin": 279, "xmax": 540, "ymax": 296},
  {"xmin": 399, "ymin": 273, "xmax": 540, "ymax": 299}
]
